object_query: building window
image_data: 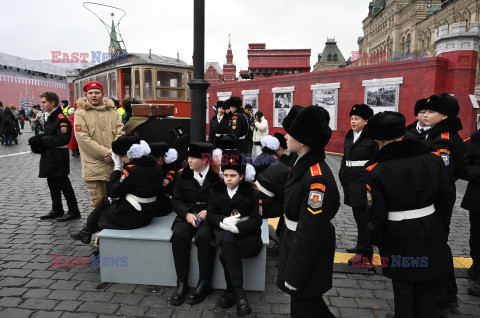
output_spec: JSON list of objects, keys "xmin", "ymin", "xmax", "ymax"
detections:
[
  {"xmin": 122, "ymin": 68, "xmax": 132, "ymax": 99},
  {"xmin": 134, "ymin": 69, "xmax": 141, "ymax": 98},
  {"xmin": 333, "ymin": 54, "xmax": 338, "ymax": 62},
  {"xmin": 155, "ymin": 70, "xmax": 185, "ymax": 100},
  {"xmin": 144, "ymin": 69, "xmax": 153, "ymax": 100},
  {"xmin": 109, "ymin": 73, "xmax": 117, "ymax": 99},
  {"xmin": 327, "ymin": 54, "xmax": 332, "ymax": 62}
]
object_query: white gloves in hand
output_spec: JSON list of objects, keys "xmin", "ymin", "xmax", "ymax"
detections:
[
  {"xmin": 219, "ymin": 221, "xmax": 239, "ymax": 234},
  {"xmin": 284, "ymin": 281, "xmax": 297, "ymax": 291},
  {"xmin": 223, "ymin": 214, "xmax": 241, "ymax": 226},
  {"xmin": 112, "ymin": 153, "xmax": 122, "ymax": 171}
]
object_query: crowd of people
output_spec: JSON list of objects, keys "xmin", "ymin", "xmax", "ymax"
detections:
[{"xmin": 22, "ymin": 79, "xmax": 480, "ymax": 317}]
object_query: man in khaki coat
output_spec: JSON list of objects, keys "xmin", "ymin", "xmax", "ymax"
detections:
[{"xmin": 74, "ymin": 81, "xmax": 123, "ymax": 210}]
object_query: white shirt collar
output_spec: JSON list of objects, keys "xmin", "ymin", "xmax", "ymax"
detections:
[
  {"xmin": 353, "ymin": 130, "xmax": 362, "ymax": 142},
  {"xmin": 217, "ymin": 114, "xmax": 224, "ymax": 122},
  {"xmin": 227, "ymin": 185, "xmax": 239, "ymax": 199},
  {"xmin": 416, "ymin": 121, "xmax": 431, "ymax": 132},
  {"xmin": 193, "ymin": 165, "xmax": 209, "ymax": 186}
]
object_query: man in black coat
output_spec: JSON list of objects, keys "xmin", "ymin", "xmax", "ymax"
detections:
[
  {"xmin": 169, "ymin": 142, "xmax": 220, "ymax": 306},
  {"xmin": 424, "ymin": 93, "xmax": 466, "ymax": 313},
  {"xmin": 338, "ymin": 104, "xmax": 378, "ymax": 264},
  {"xmin": 365, "ymin": 111, "xmax": 455, "ymax": 317},
  {"xmin": 405, "ymin": 98, "xmax": 430, "ymax": 143},
  {"xmin": 208, "ymin": 101, "xmax": 230, "ymax": 147},
  {"xmin": 460, "ymin": 129, "xmax": 480, "ymax": 296},
  {"xmin": 71, "ymin": 135, "xmax": 163, "ymax": 243},
  {"xmin": 226, "ymin": 96, "xmax": 249, "ymax": 155},
  {"xmin": 207, "ymin": 150, "xmax": 262, "ymax": 317},
  {"xmin": 244, "ymin": 104, "xmax": 255, "ymax": 155},
  {"xmin": 277, "ymin": 106, "xmax": 340, "ymax": 318},
  {"xmin": 29, "ymin": 91, "xmax": 80, "ymax": 221}
]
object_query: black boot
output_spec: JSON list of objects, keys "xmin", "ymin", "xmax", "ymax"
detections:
[
  {"xmin": 170, "ymin": 277, "xmax": 189, "ymax": 306},
  {"xmin": 218, "ymin": 288, "xmax": 236, "ymax": 309},
  {"xmin": 57, "ymin": 210, "xmax": 81, "ymax": 222},
  {"xmin": 70, "ymin": 229, "xmax": 92, "ymax": 244},
  {"xmin": 186, "ymin": 279, "xmax": 212, "ymax": 305},
  {"xmin": 233, "ymin": 285, "xmax": 252, "ymax": 317},
  {"xmin": 40, "ymin": 210, "xmax": 64, "ymax": 220}
]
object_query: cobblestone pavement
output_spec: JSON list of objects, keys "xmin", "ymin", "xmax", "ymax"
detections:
[{"xmin": 0, "ymin": 132, "xmax": 479, "ymax": 317}]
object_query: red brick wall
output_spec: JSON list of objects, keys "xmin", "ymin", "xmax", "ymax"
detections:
[{"xmin": 207, "ymin": 56, "xmax": 477, "ymax": 153}]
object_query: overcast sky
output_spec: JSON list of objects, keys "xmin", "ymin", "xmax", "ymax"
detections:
[{"xmin": 0, "ymin": 0, "xmax": 370, "ymax": 72}]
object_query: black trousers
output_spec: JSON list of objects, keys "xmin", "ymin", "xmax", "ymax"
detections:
[
  {"xmin": 352, "ymin": 207, "xmax": 373, "ymax": 257},
  {"xmin": 170, "ymin": 220, "xmax": 215, "ymax": 280},
  {"xmin": 393, "ymin": 278, "xmax": 437, "ymax": 318},
  {"xmin": 47, "ymin": 176, "xmax": 78, "ymax": 212},
  {"xmin": 84, "ymin": 196, "xmax": 110, "ymax": 233},
  {"xmin": 470, "ymin": 211, "xmax": 480, "ymax": 269},
  {"xmin": 290, "ymin": 295, "xmax": 334, "ymax": 318}
]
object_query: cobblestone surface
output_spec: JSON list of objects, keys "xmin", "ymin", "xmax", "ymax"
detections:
[{"xmin": 0, "ymin": 132, "xmax": 478, "ymax": 317}]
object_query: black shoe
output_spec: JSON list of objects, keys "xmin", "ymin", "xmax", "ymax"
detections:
[
  {"xmin": 40, "ymin": 210, "xmax": 64, "ymax": 220},
  {"xmin": 346, "ymin": 247, "xmax": 359, "ymax": 253},
  {"xmin": 468, "ymin": 265, "xmax": 480, "ymax": 279},
  {"xmin": 57, "ymin": 211, "xmax": 81, "ymax": 222},
  {"xmin": 70, "ymin": 229, "xmax": 92, "ymax": 244},
  {"xmin": 218, "ymin": 289, "xmax": 236, "ymax": 309},
  {"xmin": 186, "ymin": 279, "xmax": 212, "ymax": 305},
  {"xmin": 169, "ymin": 277, "xmax": 189, "ymax": 306},
  {"xmin": 234, "ymin": 285, "xmax": 252, "ymax": 317}
]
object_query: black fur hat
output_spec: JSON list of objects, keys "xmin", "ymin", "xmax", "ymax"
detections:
[
  {"xmin": 112, "ymin": 135, "xmax": 140, "ymax": 156},
  {"xmin": 282, "ymin": 105, "xmax": 304, "ymax": 133},
  {"xmin": 424, "ymin": 93, "xmax": 460, "ymax": 117},
  {"xmin": 28, "ymin": 135, "xmax": 45, "ymax": 154},
  {"xmin": 187, "ymin": 142, "xmax": 213, "ymax": 159},
  {"xmin": 367, "ymin": 111, "xmax": 406, "ymax": 141},
  {"xmin": 349, "ymin": 104, "xmax": 374, "ymax": 120},
  {"xmin": 218, "ymin": 134, "xmax": 238, "ymax": 151},
  {"xmin": 414, "ymin": 98, "xmax": 428, "ymax": 116},
  {"xmin": 225, "ymin": 96, "xmax": 242, "ymax": 108},
  {"xmin": 215, "ymin": 100, "xmax": 225, "ymax": 109},
  {"xmin": 149, "ymin": 142, "xmax": 170, "ymax": 158},
  {"xmin": 274, "ymin": 132, "xmax": 287, "ymax": 149},
  {"xmin": 221, "ymin": 149, "xmax": 245, "ymax": 175},
  {"xmin": 288, "ymin": 105, "xmax": 332, "ymax": 148}
]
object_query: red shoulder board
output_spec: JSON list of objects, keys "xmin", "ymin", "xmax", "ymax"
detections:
[
  {"xmin": 166, "ymin": 174, "xmax": 174, "ymax": 181},
  {"xmin": 126, "ymin": 164, "xmax": 135, "ymax": 168},
  {"xmin": 309, "ymin": 163, "xmax": 322, "ymax": 176},
  {"xmin": 366, "ymin": 162, "xmax": 378, "ymax": 171},
  {"xmin": 57, "ymin": 113, "xmax": 65, "ymax": 119},
  {"xmin": 273, "ymin": 155, "xmax": 278, "ymax": 160},
  {"xmin": 464, "ymin": 137, "xmax": 471, "ymax": 142},
  {"xmin": 431, "ymin": 151, "xmax": 441, "ymax": 157},
  {"xmin": 122, "ymin": 169, "xmax": 130, "ymax": 177},
  {"xmin": 169, "ymin": 170, "xmax": 176, "ymax": 174},
  {"xmin": 366, "ymin": 184, "xmax": 372, "ymax": 191},
  {"xmin": 437, "ymin": 148, "xmax": 450, "ymax": 154},
  {"xmin": 441, "ymin": 132, "xmax": 450, "ymax": 140},
  {"xmin": 179, "ymin": 168, "xmax": 184, "ymax": 172}
]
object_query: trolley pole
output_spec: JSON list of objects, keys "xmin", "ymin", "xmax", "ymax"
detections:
[{"xmin": 188, "ymin": 0, "xmax": 210, "ymax": 142}]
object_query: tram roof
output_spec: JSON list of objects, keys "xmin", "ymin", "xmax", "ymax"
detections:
[{"xmin": 77, "ymin": 52, "xmax": 191, "ymax": 77}]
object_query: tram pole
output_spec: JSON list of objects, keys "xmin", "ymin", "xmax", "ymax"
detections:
[{"xmin": 188, "ymin": 0, "xmax": 210, "ymax": 142}]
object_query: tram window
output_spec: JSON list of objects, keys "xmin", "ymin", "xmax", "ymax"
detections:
[
  {"xmin": 134, "ymin": 69, "xmax": 141, "ymax": 98},
  {"xmin": 96, "ymin": 75, "xmax": 108, "ymax": 94},
  {"xmin": 122, "ymin": 68, "xmax": 132, "ymax": 99},
  {"xmin": 156, "ymin": 71, "xmax": 184, "ymax": 88},
  {"xmin": 109, "ymin": 73, "xmax": 117, "ymax": 98},
  {"xmin": 144, "ymin": 69, "xmax": 153, "ymax": 99},
  {"xmin": 157, "ymin": 89, "xmax": 185, "ymax": 99}
]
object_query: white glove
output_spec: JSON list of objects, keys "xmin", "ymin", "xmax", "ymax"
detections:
[
  {"xmin": 112, "ymin": 153, "xmax": 122, "ymax": 171},
  {"xmin": 219, "ymin": 221, "xmax": 239, "ymax": 234},
  {"xmin": 285, "ymin": 281, "xmax": 297, "ymax": 291},
  {"xmin": 223, "ymin": 214, "xmax": 241, "ymax": 226}
]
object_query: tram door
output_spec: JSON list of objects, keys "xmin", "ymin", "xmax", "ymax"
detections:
[{"xmin": 122, "ymin": 68, "xmax": 132, "ymax": 99}]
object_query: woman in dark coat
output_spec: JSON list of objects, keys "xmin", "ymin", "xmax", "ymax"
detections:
[
  {"xmin": 1, "ymin": 106, "xmax": 16, "ymax": 146},
  {"xmin": 365, "ymin": 112, "xmax": 454, "ymax": 318},
  {"xmin": 207, "ymin": 149, "xmax": 261, "ymax": 317},
  {"xmin": 276, "ymin": 105, "xmax": 340, "ymax": 318},
  {"xmin": 338, "ymin": 104, "xmax": 378, "ymax": 262},
  {"xmin": 70, "ymin": 135, "xmax": 163, "ymax": 243}
]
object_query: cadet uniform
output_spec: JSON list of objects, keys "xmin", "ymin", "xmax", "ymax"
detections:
[
  {"xmin": 424, "ymin": 93, "xmax": 466, "ymax": 312},
  {"xmin": 29, "ymin": 106, "xmax": 80, "ymax": 220},
  {"xmin": 170, "ymin": 142, "xmax": 220, "ymax": 306},
  {"xmin": 405, "ymin": 98, "xmax": 430, "ymax": 144},
  {"xmin": 460, "ymin": 129, "xmax": 480, "ymax": 295},
  {"xmin": 339, "ymin": 104, "xmax": 377, "ymax": 259},
  {"xmin": 365, "ymin": 111, "xmax": 455, "ymax": 318},
  {"xmin": 226, "ymin": 97, "xmax": 249, "ymax": 155},
  {"xmin": 208, "ymin": 101, "xmax": 230, "ymax": 147},
  {"xmin": 70, "ymin": 136, "xmax": 163, "ymax": 244},
  {"xmin": 276, "ymin": 106, "xmax": 340, "ymax": 318},
  {"xmin": 207, "ymin": 153, "xmax": 262, "ymax": 317}
]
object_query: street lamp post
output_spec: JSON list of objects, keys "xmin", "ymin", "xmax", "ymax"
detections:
[{"xmin": 188, "ymin": 0, "xmax": 210, "ymax": 142}]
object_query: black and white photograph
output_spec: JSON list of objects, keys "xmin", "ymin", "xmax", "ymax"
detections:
[
  {"xmin": 273, "ymin": 92, "xmax": 293, "ymax": 127},
  {"xmin": 274, "ymin": 92, "xmax": 292, "ymax": 109},
  {"xmin": 365, "ymin": 85, "xmax": 398, "ymax": 113},
  {"xmin": 243, "ymin": 94, "xmax": 258, "ymax": 113},
  {"xmin": 313, "ymin": 89, "xmax": 338, "ymax": 130}
]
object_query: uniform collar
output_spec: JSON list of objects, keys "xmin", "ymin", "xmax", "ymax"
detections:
[
  {"xmin": 427, "ymin": 116, "xmax": 462, "ymax": 138},
  {"xmin": 367, "ymin": 138, "xmax": 428, "ymax": 165},
  {"xmin": 227, "ymin": 185, "xmax": 239, "ymax": 199},
  {"xmin": 289, "ymin": 148, "xmax": 326, "ymax": 181}
]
